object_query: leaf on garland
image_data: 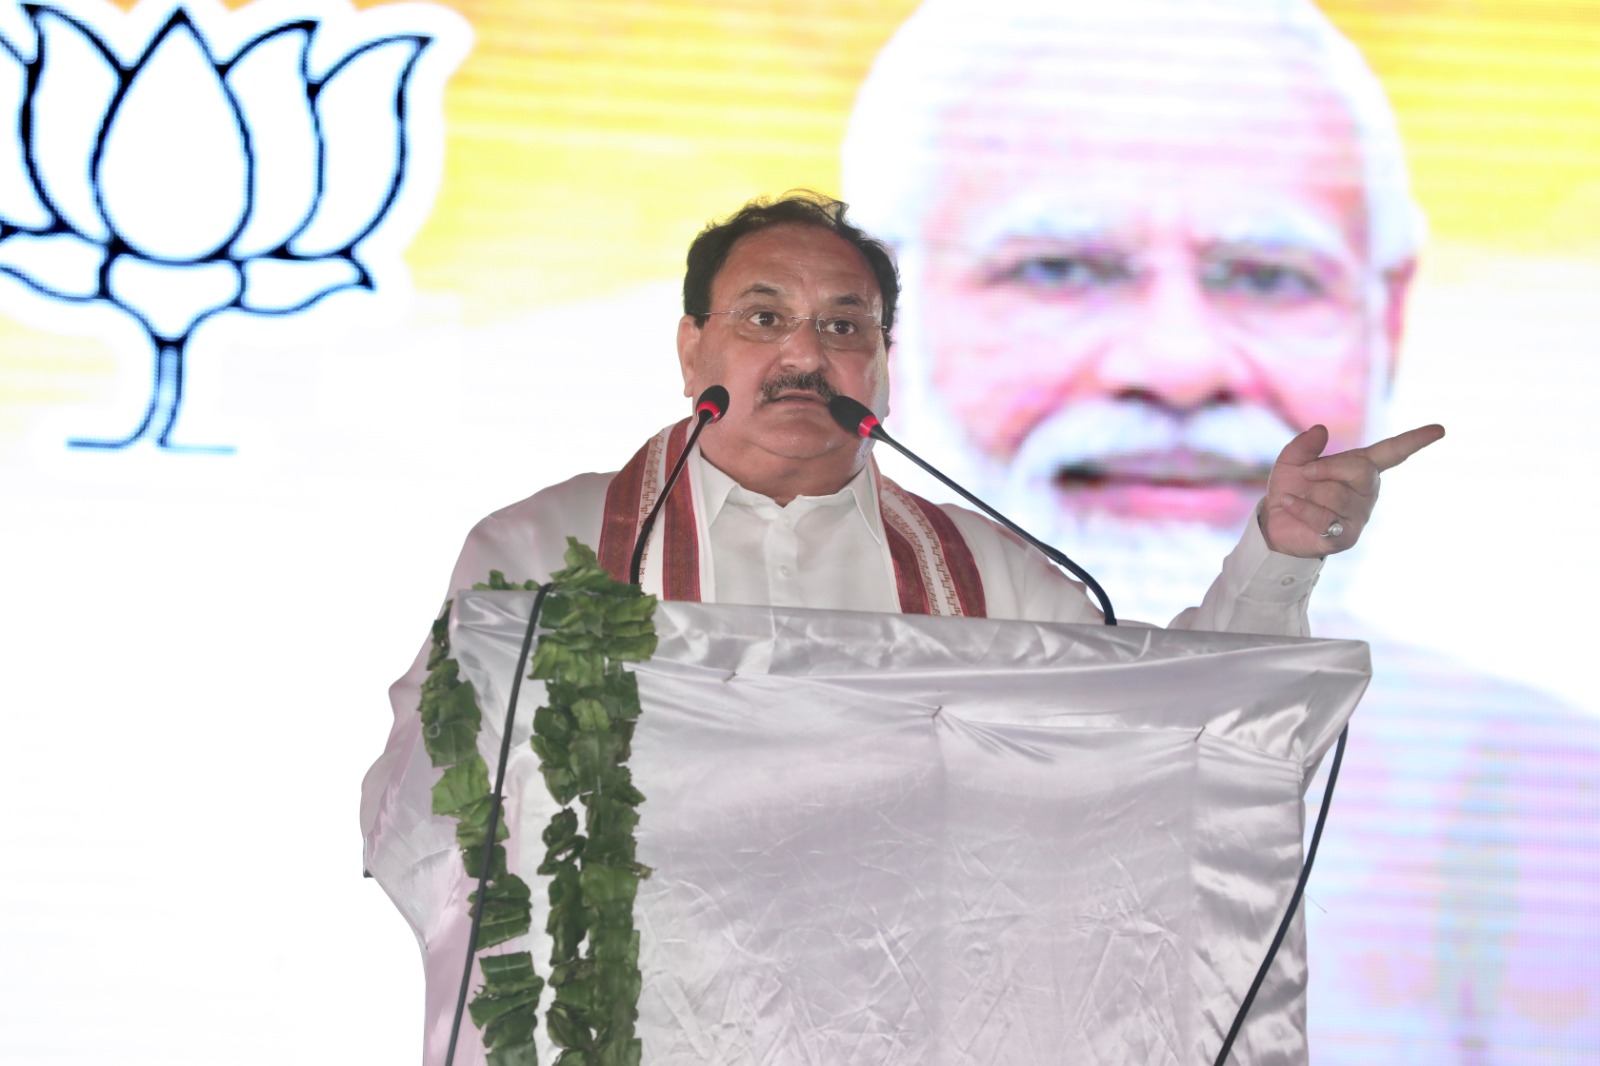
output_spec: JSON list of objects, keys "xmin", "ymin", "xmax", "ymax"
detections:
[
  {"xmin": 426, "ymin": 605, "xmax": 454, "ymax": 671},
  {"xmin": 607, "ymin": 774, "xmax": 647, "ymax": 809},
  {"xmin": 539, "ymin": 820, "xmax": 585, "ymax": 874},
  {"xmin": 568, "ymin": 732, "xmax": 626, "ymax": 794},
  {"xmin": 547, "ymin": 865, "xmax": 589, "ymax": 961},
  {"xmin": 542, "ymin": 808, "xmax": 580, "ymax": 848},
  {"xmin": 485, "ymin": 1041, "xmax": 539, "ymax": 1066},
  {"xmin": 579, "ymin": 863, "xmax": 640, "ymax": 907},
  {"xmin": 530, "ymin": 637, "xmax": 597, "ymax": 685},
  {"xmin": 471, "ymin": 874, "xmax": 533, "ymax": 950},
  {"xmin": 549, "ymin": 956, "xmax": 595, "ymax": 988},
  {"xmin": 480, "ymin": 951, "xmax": 544, "ymax": 989},
  {"xmin": 602, "ymin": 634, "xmax": 658, "ymax": 662},
  {"xmin": 537, "ymin": 640, "xmax": 604, "ymax": 688},
  {"xmin": 542, "ymin": 765, "xmax": 579, "ymax": 807},
  {"xmin": 474, "ymin": 570, "xmax": 539, "ymax": 592},
  {"xmin": 470, "ymin": 953, "xmax": 544, "ymax": 1033},
  {"xmin": 482, "ymin": 1003, "xmax": 538, "ymax": 1048},
  {"xmin": 588, "ymin": 922, "xmax": 641, "ymax": 967},
  {"xmin": 594, "ymin": 1036, "xmax": 642, "ymax": 1066},
  {"xmin": 535, "ymin": 700, "xmax": 575, "ymax": 739},
  {"xmin": 420, "ymin": 666, "xmax": 484, "ymax": 767},
  {"xmin": 585, "ymin": 797, "xmax": 640, "ymax": 848},
  {"xmin": 540, "ymin": 809, "xmax": 584, "ymax": 873},
  {"xmin": 454, "ymin": 796, "xmax": 512, "ymax": 849},
  {"xmin": 573, "ymin": 697, "xmax": 610, "ymax": 733},
  {"xmin": 556, "ymin": 969, "xmax": 600, "ymax": 1014},
  {"xmin": 432, "ymin": 755, "xmax": 490, "ymax": 817},
  {"xmin": 545, "ymin": 1001, "xmax": 594, "ymax": 1051},
  {"xmin": 463, "ymin": 842, "xmax": 510, "ymax": 881}
]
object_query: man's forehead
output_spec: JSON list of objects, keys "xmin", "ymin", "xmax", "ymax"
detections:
[{"xmin": 713, "ymin": 224, "xmax": 883, "ymax": 307}]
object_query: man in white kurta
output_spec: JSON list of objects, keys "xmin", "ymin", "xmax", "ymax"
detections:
[{"xmin": 362, "ymin": 193, "xmax": 1442, "ymax": 1064}]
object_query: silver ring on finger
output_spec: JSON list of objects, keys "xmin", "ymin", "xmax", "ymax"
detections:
[{"xmin": 1321, "ymin": 519, "xmax": 1345, "ymax": 538}]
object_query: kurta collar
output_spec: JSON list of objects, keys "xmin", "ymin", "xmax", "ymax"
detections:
[{"xmin": 692, "ymin": 450, "xmax": 887, "ymax": 546}]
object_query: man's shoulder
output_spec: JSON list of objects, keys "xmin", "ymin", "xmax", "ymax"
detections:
[
  {"xmin": 874, "ymin": 473, "xmax": 1024, "ymax": 551},
  {"xmin": 873, "ymin": 477, "xmax": 1095, "ymax": 622},
  {"xmin": 922, "ymin": 494, "xmax": 1038, "ymax": 562},
  {"xmin": 450, "ymin": 471, "xmax": 619, "ymax": 588},
  {"xmin": 475, "ymin": 470, "xmax": 618, "ymax": 530}
]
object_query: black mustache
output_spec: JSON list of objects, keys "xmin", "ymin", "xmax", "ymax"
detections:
[{"xmin": 759, "ymin": 371, "xmax": 838, "ymax": 404}]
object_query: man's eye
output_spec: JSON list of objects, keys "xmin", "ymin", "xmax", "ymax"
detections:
[
  {"xmin": 820, "ymin": 316, "xmax": 859, "ymax": 336},
  {"xmin": 745, "ymin": 309, "xmax": 786, "ymax": 328},
  {"xmin": 995, "ymin": 254, "xmax": 1133, "ymax": 290},
  {"xmin": 1202, "ymin": 260, "xmax": 1325, "ymax": 301}
]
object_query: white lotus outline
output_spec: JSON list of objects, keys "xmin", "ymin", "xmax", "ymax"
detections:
[{"xmin": 0, "ymin": 0, "xmax": 467, "ymax": 451}]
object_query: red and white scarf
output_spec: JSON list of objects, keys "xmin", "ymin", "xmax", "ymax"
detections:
[{"xmin": 597, "ymin": 419, "xmax": 987, "ymax": 617}]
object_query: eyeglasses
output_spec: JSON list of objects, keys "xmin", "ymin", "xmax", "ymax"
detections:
[{"xmin": 703, "ymin": 305, "xmax": 886, "ymax": 353}]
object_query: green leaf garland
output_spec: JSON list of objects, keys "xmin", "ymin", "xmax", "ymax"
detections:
[
  {"xmin": 528, "ymin": 540, "xmax": 656, "ymax": 1066},
  {"xmin": 420, "ymin": 540, "xmax": 657, "ymax": 1066}
]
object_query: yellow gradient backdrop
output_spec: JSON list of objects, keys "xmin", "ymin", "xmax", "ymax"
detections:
[{"xmin": 4, "ymin": 0, "xmax": 1597, "ymax": 443}]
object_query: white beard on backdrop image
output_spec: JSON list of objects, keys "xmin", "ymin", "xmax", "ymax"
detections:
[{"xmin": 882, "ymin": 305, "xmax": 1281, "ymax": 624}]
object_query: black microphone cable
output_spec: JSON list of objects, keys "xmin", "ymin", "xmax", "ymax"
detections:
[
  {"xmin": 444, "ymin": 582, "xmax": 551, "ymax": 1066},
  {"xmin": 629, "ymin": 385, "xmax": 729, "ymax": 586},
  {"xmin": 828, "ymin": 394, "xmax": 1116, "ymax": 625},
  {"xmin": 1211, "ymin": 723, "xmax": 1349, "ymax": 1065}
]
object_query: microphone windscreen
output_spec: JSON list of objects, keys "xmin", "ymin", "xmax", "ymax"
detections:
[
  {"xmin": 696, "ymin": 385, "xmax": 730, "ymax": 422},
  {"xmin": 827, "ymin": 394, "xmax": 881, "ymax": 438}
]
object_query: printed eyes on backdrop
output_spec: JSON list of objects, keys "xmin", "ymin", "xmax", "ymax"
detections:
[{"xmin": 969, "ymin": 241, "xmax": 1362, "ymax": 343}]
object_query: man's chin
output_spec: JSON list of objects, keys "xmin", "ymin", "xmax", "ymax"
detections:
[
  {"xmin": 754, "ymin": 400, "xmax": 847, "ymax": 441},
  {"xmin": 1047, "ymin": 480, "xmax": 1266, "ymax": 530},
  {"xmin": 738, "ymin": 406, "xmax": 865, "ymax": 463}
]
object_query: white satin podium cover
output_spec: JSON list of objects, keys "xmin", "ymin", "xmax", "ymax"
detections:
[{"xmin": 365, "ymin": 595, "xmax": 1369, "ymax": 1066}]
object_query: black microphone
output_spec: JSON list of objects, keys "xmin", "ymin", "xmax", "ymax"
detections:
[
  {"xmin": 828, "ymin": 394, "xmax": 1116, "ymax": 625},
  {"xmin": 629, "ymin": 385, "xmax": 729, "ymax": 586}
]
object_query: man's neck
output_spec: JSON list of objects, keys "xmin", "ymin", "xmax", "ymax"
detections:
[{"xmin": 698, "ymin": 445, "xmax": 868, "ymax": 506}]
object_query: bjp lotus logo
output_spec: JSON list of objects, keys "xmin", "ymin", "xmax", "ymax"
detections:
[{"xmin": 0, "ymin": 0, "xmax": 468, "ymax": 451}]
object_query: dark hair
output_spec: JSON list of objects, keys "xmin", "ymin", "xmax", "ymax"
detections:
[{"xmin": 682, "ymin": 191, "xmax": 900, "ymax": 339}]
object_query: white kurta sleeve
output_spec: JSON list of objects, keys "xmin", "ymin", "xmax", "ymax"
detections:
[
  {"xmin": 1166, "ymin": 505, "xmax": 1323, "ymax": 636},
  {"xmin": 361, "ymin": 474, "xmax": 612, "ymax": 881}
]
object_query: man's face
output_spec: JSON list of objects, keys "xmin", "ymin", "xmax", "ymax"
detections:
[
  {"xmin": 908, "ymin": 28, "xmax": 1402, "ymax": 532},
  {"xmin": 678, "ymin": 223, "xmax": 889, "ymax": 496}
]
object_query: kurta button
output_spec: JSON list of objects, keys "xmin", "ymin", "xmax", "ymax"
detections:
[{"xmin": 1280, "ymin": 576, "xmax": 1295, "ymax": 586}]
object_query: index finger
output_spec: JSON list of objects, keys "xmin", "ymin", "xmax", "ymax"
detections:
[{"xmin": 1362, "ymin": 423, "xmax": 1446, "ymax": 471}]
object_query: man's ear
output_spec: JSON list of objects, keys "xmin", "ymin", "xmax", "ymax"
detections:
[
  {"xmin": 1379, "ymin": 258, "xmax": 1417, "ymax": 387},
  {"xmin": 676, "ymin": 315, "xmax": 701, "ymax": 398}
]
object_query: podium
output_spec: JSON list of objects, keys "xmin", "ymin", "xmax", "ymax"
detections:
[{"xmin": 366, "ymin": 595, "xmax": 1369, "ymax": 1066}]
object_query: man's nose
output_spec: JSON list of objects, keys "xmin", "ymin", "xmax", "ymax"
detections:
[
  {"xmin": 776, "ymin": 318, "xmax": 828, "ymax": 367},
  {"xmin": 1088, "ymin": 265, "xmax": 1265, "ymax": 410}
]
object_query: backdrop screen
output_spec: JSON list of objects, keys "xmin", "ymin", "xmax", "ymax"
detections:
[{"xmin": 1, "ymin": 0, "xmax": 1596, "ymax": 1063}]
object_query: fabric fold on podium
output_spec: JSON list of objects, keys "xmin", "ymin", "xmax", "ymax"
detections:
[{"xmin": 377, "ymin": 596, "xmax": 1368, "ymax": 1066}]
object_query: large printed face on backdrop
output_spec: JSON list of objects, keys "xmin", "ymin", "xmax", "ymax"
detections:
[
  {"xmin": 678, "ymin": 223, "xmax": 887, "ymax": 496},
  {"xmin": 904, "ymin": 23, "xmax": 1410, "ymax": 532}
]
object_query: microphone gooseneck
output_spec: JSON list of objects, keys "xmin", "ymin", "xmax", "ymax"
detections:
[
  {"xmin": 827, "ymin": 394, "xmax": 1117, "ymax": 626},
  {"xmin": 629, "ymin": 385, "xmax": 729, "ymax": 586}
]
